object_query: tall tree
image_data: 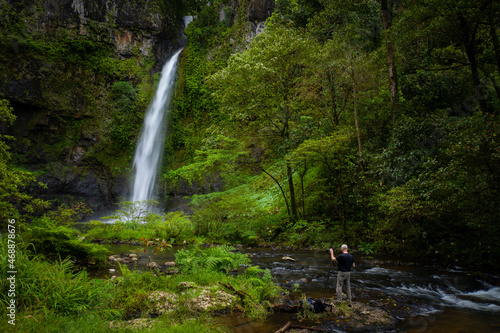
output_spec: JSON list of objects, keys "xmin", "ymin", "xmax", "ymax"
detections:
[
  {"xmin": 325, "ymin": 30, "xmax": 376, "ymax": 172},
  {"xmin": 210, "ymin": 24, "xmax": 320, "ymax": 221},
  {"xmin": 289, "ymin": 132, "xmax": 356, "ymax": 232},
  {"xmin": 396, "ymin": 0, "xmax": 498, "ymax": 114},
  {"xmin": 380, "ymin": 0, "xmax": 400, "ymax": 125}
]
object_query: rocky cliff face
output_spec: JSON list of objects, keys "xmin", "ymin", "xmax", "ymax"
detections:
[
  {"xmin": 247, "ymin": 0, "xmax": 275, "ymax": 22},
  {"xmin": 0, "ymin": 0, "xmax": 276, "ymax": 210},
  {"xmin": 1, "ymin": 0, "xmax": 183, "ymax": 105},
  {"xmin": 0, "ymin": 0, "xmax": 184, "ymax": 209}
]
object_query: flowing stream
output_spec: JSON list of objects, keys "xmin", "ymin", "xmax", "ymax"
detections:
[{"xmin": 102, "ymin": 245, "xmax": 500, "ymax": 332}]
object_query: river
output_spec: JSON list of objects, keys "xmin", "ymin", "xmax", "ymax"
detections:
[{"xmin": 102, "ymin": 243, "xmax": 500, "ymax": 332}]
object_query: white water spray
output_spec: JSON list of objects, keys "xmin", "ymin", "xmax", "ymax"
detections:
[
  {"xmin": 184, "ymin": 16, "xmax": 193, "ymax": 27},
  {"xmin": 130, "ymin": 49, "xmax": 182, "ymax": 202}
]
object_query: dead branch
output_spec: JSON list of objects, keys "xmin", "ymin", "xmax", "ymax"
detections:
[
  {"xmin": 274, "ymin": 321, "xmax": 291, "ymax": 333},
  {"xmin": 218, "ymin": 282, "xmax": 252, "ymax": 299},
  {"xmin": 290, "ymin": 325, "xmax": 326, "ymax": 332},
  {"xmin": 273, "ymin": 321, "xmax": 326, "ymax": 333}
]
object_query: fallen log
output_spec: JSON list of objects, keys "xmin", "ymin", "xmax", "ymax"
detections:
[
  {"xmin": 218, "ymin": 282, "xmax": 251, "ymax": 299},
  {"xmin": 290, "ymin": 324, "xmax": 326, "ymax": 332},
  {"xmin": 218, "ymin": 281, "xmax": 260, "ymax": 310},
  {"xmin": 273, "ymin": 321, "xmax": 326, "ymax": 333},
  {"xmin": 274, "ymin": 321, "xmax": 291, "ymax": 333}
]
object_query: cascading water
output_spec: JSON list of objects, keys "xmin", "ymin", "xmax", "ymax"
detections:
[
  {"xmin": 129, "ymin": 49, "xmax": 182, "ymax": 202},
  {"xmin": 130, "ymin": 16, "xmax": 193, "ymax": 202}
]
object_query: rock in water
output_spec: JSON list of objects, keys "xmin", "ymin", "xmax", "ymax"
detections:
[
  {"xmin": 146, "ymin": 262, "xmax": 160, "ymax": 269},
  {"xmin": 163, "ymin": 261, "xmax": 176, "ymax": 267}
]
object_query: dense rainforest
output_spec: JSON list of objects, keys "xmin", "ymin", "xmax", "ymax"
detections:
[
  {"xmin": 0, "ymin": 0, "xmax": 499, "ymax": 331},
  {"xmin": 166, "ymin": 0, "xmax": 500, "ymax": 266}
]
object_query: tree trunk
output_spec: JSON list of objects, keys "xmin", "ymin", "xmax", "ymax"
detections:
[
  {"xmin": 261, "ymin": 168, "xmax": 291, "ymax": 219},
  {"xmin": 287, "ymin": 162, "xmax": 298, "ymax": 220},
  {"xmin": 327, "ymin": 68, "xmax": 339, "ymax": 129},
  {"xmin": 337, "ymin": 169, "xmax": 347, "ymax": 233},
  {"xmin": 380, "ymin": 0, "xmax": 400, "ymax": 125},
  {"xmin": 353, "ymin": 83, "xmax": 364, "ymax": 172},
  {"xmin": 465, "ymin": 42, "xmax": 488, "ymax": 113},
  {"xmin": 301, "ymin": 160, "xmax": 307, "ymax": 219},
  {"xmin": 489, "ymin": 3, "xmax": 500, "ymax": 77},
  {"xmin": 488, "ymin": 10, "xmax": 500, "ymax": 106},
  {"xmin": 490, "ymin": 18, "xmax": 500, "ymax": 76},
  {"xmin": 460, "ymin": 17, "xmax": 488, "ymax": 113}
]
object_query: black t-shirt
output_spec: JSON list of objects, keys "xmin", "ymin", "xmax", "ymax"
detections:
[{"xmin": 336, "ymin": 253, "xmax": 354, "ymax": 272}]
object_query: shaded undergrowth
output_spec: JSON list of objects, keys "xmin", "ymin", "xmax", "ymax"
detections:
[{"xmin": 0, "ymin": 239, "xmax": 282, "ymax": 332}]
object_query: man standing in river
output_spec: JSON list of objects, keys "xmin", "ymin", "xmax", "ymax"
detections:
[{"xmin": 330, "ymin": 244, "xmax": 355, "ymax": 304}]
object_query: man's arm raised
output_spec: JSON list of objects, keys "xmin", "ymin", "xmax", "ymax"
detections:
[{"xmin": 330, "ymin": 248, "xmax": 336, "ymax": 261}]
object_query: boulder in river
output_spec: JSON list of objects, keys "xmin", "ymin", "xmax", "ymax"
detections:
[
  {"xmin": 163, "ymin": 261, "xmax": 176, "ymax": 267},
  {"xmin": 146, "ymin": 262, "xmax": 161, "ymax": 269},
  {"xmin": 322, "ymin": 300, "xmax": 394, "ymax": 331}
]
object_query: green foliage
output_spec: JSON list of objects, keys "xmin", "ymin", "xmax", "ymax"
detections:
[
  {"xmin": 207, "ymin": 22, "xmax": 326, "ymax": 220},
  {"xmin": 275, "ymin": 0, "xmax": 325, "ymax": 28},
  {"xmin": 45, "ymin": 202, "xmax": 93, "ymax": 226},
  {"xmin": 1, "ymin": 0, "xmax": 498, "ymax": 273},
  {"xmin": 23, "ymin": 216, "xmax": 108, "ymax": 264},
  {"xmin": 0, "ymin": 99, "xmax": 49, "ymax": 221},
  {"xmin": 210, "ymin": 23, "xmax": 320, "ymax": 145},
  {"xmin": 186, "ymin": 173, "xmax": 293, "ymax": 244},
  {"xmin": 307, "ymin": 0, "xmax": 381, "ymax": 46},
  {"xmin": 148, "ymin": 211, "xmax": 194, "ymax": 242},
  {"xmin": 103, "ymin": 200, "xmax": 158, "ymax": 224},
  {"xmin": 167, "ymin": 134, "xmax": 248, "ymax": 188},
  {"xmin": 175, "ymin": 245, "xmax": 250, "ymax": 273},
  {"xmin": 375, "ymin": 117, "xmax": 445, "ymax": 187},
  {"xmin": 165, "ymin": 0, "xmax": 500, "ymax": 268},
  {"xmin": 0, "ymin": 1, "xmax": 161, "ymax": 176},
  {"xmin": 356, "ymin": 241, "xmax": 381, "ymax": 255},
  {"xmin": 109, "ymin": 81, "xmax": 141, "ymax": 150},
  {"xmin": 280, "ymin": 219, "xmax": 331, "ymax": 247},
  {"xmin": 288, "ymin": 132, "xmax": 358, "ymax": 219},
  {"xmin": 0, "ymin": 243, "xmax": 231, "ymax": 332},
  {"xmin": 111, "ymin": 246, "xmax": 279, "ymax": 320},
  {"xmin": 375, "ymin": 113, "xmax": 500, "ymax": 262},
  {"xmin": 86, "ymin": 202, "xmax": 194, "ymax": 243},
  {"xmin": 0, "ymin": 239, "xmax": 113, "ymax": 315}
]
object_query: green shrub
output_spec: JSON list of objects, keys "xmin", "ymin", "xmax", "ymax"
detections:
[
  {"xmin": 149, "ymin": 211, "xmax": 194, "ymax": 242},
  {"xmin": 175, "ymin": 245, "xmax": 250, "ymax": 273},
  {"xmin": 85, "ymin": 204, "xmax": 194, "ymax": 243},
  {"xmin": 280, "ymin": 219, "xmax": 332, "ymax": 248},
  {"xmin": 0, "ymin": 239, "xmax": 113, "ymax": 315},
  {"xmin": 23, "ymin": 216, "xmax": 108, "ymax": 264}
]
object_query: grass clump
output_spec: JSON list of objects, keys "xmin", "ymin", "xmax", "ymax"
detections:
[
  {"xmin": 85, "ymin": 201, "xmax": 194, "ymax": 243},
  {"xmin": 23, "ymin": 216, "xmax": 108, "ymax": 265},
  {"xmin": 0, "ymin": 240, "xmax": 115, "ymax": 323},
  {"xmin": 175, "ymin": 244, "xmax": 250, "ymax": 273}
]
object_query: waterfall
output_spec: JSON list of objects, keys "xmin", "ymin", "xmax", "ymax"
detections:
[
  {"xmin": 130, "ymin": 49, "xmax": 182, "ymax": 202},
  {"xmin": 129, "ymin": 17, "xmax": 193, "ymax": 203},
  {"xmin": 184, "ymin": 15, "xmax": 193, "ymax": 27}
]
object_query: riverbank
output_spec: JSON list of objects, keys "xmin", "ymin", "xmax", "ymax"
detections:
[{"xmin": 97, "ymin": 244, "xmax": 451, "ymax": 333}]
